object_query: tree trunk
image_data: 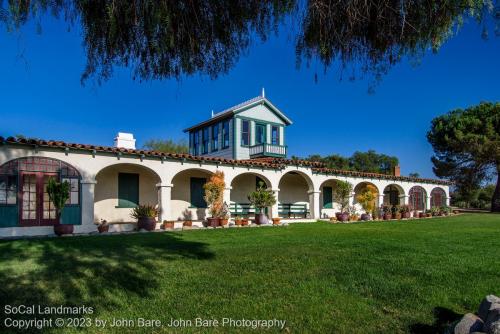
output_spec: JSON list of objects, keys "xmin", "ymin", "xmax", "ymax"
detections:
[{"xmin": 492, "ymin": 165, "xmax": 500, "ymax": 212}]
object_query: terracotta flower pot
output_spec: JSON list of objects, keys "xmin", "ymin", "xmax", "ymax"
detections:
[
  {"xmin": 402, "ymin": 212, "xmax": 411, "ymax": 219},
  {"xmin": 272, "ymin": 218, "xmax": 281, "ymax": 225},
  {"xmin": 220, "ymin": 218, "xmax": 229, "ymax": 226},
  {"xmin": 138, "ymin": 217, "xmax": 157, "ymax": 231},
  {"xmin": 207, "ymin": 217, "xmax": 219, "ymax": 228},
  {"xmin": 98, "ymin": 224, "xmax": 109, "ymax": 233},
  {"xmin": 426, "ymin": 213, "xmax": 432, "ymax": 218},
  {"xmin": 254, "ymin": 213, "xmax": 269, "ymax": 225},
  {"xmin": 419, "ymin": 212, "xmax": 426, "ymax": 218},
  {"xmin": 163, "ymin": 221, "xmax": 175, "ymax": 229},
  {"xmin": 383, "ymin": 213, "xmax": 392, "ymax": 220},
  {"xmin": 241, "ymin": 219, "xmax": 249, "ymax": 226},
  {"xmin": 183, "ymin": 220, "xmax": 193, "ymax": 227},
  {"xmin": 394, "ymin": 213, "xmax": 402, "ymax": 220},
  {"xmin": 54, "ymin": 224, "xmax": 74, "ymax": 236},
  {"xmin": 234, "ymin": 219, "xmax": 243, "ymax": 226},
  {"xmin": 338, "ymin": 212, "xmax": 349, "ymax": 222}
]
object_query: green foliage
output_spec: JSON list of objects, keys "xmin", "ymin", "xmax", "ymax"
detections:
[
  {"xmin": 143, "ymin": 139, "xmax": 188, "ymax": 154},
  {"xmin": 332, "ymin": 180, "xmax": 352, "ymax": 213},
  {"xmin": 303, "ymin": 150, "xmax": 399, "ymax": 174},
  {"xmin": 1, "ymin": 1, "xmax": 497, "ymax": 84},
  {"xmin": 452, "ymin": 183, "xmax": 496, "ymax": 209},
  {"xmin": 427, "ymin": 102, "xmax": 500, "ymax": 212},
  {"xmin": 46, "ymin": 178, "xmax": 70, "ymax": 217},
  {"xmin": 409, "ymin": 172, "xmax": 420, "ymax": 178},
  {"xmin": 130, "ymin": 204, "xmax": 157, "ymax": 220},
  {"xmin": 355, "ymin": 187, "xmax": 376, "ymax": 213},
  {"xmin": 248, "ymin": 181, "xmax": 276, "ymax": 213}
]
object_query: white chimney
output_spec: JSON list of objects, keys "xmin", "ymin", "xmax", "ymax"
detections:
[{"xmin": 114, "ymin": 132, "xmax": 136, "ymax": 149}]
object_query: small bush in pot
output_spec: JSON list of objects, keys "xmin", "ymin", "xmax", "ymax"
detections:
[
  {"xmin": 234, "ymin": 216, "xmax": 243, "ymax": 226},
  {"xmin": 333, "ymin": 180, "xmax": 353, "ymax": 222},
  {"xmin": 248, "ymin": 181, "xmax": 276, "ymax": 225},
  {"xmin": 131, "ymin": 204, "xmax": 158, "ymax": 231},
  {"xmin": 272, "ymin": 217, "xmax": 281, "ymax": 225},
  {"xmin": 400, "ymin": 205, "xmax": 411, "ymax": 218},
  {"xmin": 163, "ymin": 220, "xmax": 175, "ymax": 229},
  {"xmin": 46, "ymin": 178, "xmax": 73, "ymax": 236},
  {"xmin": 392, "ymin": 205, "xmax": 402, "ymax": 220},
  {"xmin": 382, "ymin": 205, "xmax": 392, "ymax": 220},
  {"xmin": 356, "ymin": 185, "xmax": 376, "ymax": 221},
  {"xmin": 430, "ymin": 206, "xmax": 440, "ymax": 216},
  {"xmin": 97, "ymin": 219, "xmax": 109, "ymax": 233},
  {"xmin": 219, "ymin": 202, "xmax": 229, "ymax": 227},
  {"xmin": 241, "ymin": 218, "xmax": 249, "ymax": 226},
  {"xmin": 204, "ymin": 171, "xmax": 225, "ymax": 227},
  {"xmin": 440, "ymin": 206, "xmax": 452, "ymax": 216}
]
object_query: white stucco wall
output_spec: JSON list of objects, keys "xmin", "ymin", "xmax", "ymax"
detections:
[{"xmin": 0, "ymin": 144, "xmax": 451, "ymax": 237}]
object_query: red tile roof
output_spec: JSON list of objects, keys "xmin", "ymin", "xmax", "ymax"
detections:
[{"xmin": 0, "ymin": 136, "xmax": 452, "ymax": 185}]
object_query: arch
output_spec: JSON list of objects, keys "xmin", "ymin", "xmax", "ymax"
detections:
[
  {"xmin": 409, "ymin": 186, "xmax": 427, "ymax": 211},
  {"xmin": 383, "ymin": 184, "xmax": 405, "ymax": 206},
  {"xmin": 278, "ymin": 171, "xmax": 313, "ymax": 218},
  {"xmin": 430, "ymin": 187, "xmax": 447, "ymax": 207},
  {"xmin": 353, "ymin": 181, "xmax": 380, "ymax": 213},
  {"xmin": 171, "ymin": 168, "xmax": 214, "ymax": 221},
  {"xmin": 230, "ymin": 172, "xmax": 272, "ymax": 218},
  {"xmin": 318, "ymin": 178, "xmax": 343, "ymax": 217},
  {"xmin": 94, "ymin": 163, "xmax": 161, "ymax": 223},
  {"xmin": 0, "ymin": 157, "xmax": 82, "ymax": 227}
]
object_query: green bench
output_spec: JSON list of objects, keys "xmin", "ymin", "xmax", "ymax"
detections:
[
  {"xmin": 278, "ymin": 203, "xmax": 310, "ymax": 218},
  {"xmin": 230, "ymin": 203, "xmax": 256, "ymax": 217}
]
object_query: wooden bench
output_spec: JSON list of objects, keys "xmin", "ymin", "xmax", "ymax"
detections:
[
  {"xmin": 278, "ymin": 203, "xmax": 310, "ymax": 218},
  {"xmin": 230, "ymin": 203, "xmax": 256, "ymax": 218}
]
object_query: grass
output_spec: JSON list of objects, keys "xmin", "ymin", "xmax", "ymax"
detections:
[{"xmin": 0, "ymin": 214, "xmax": 499, "ymax": 333}]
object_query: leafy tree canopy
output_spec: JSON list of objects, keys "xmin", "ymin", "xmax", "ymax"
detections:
[
  {"xmin": 1, "ymin": 0, "xmax": 498, "ymax": 84},
  {"xmin": 427, "ymin": 102, "xmax": 500, "ymax": 212},
  {"xmin": 143, "ymin": 138, "xmax": 188, "ymax": 154},
  {"xmin": 298, "ymin": 150, "xmax": 399, "ymax": 174}
]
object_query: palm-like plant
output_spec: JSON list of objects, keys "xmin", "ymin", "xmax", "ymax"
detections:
[
  {"xmin": 248, "ymin": 181, "xmax": 276, "ymax": 214},
  {"xmin": 46, "ymin": 178, "xmax": 70, "ymax": 221}
]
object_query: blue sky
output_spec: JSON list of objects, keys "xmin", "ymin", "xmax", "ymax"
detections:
[{"xmin": 0, "ymin": 15, "xmax": 498, "ymax": 178}]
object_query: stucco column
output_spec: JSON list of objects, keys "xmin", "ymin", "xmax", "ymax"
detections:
[
  {"xmin": 223, "ymin": 186, "xmax": 232, "ymax": 217},
  {"xmin": 271, "ymin": 188, "xmax": 280, "ymax": 218},
  {"xmin": 377, "ymin": 193, "xmax": 384, "ymax": 208},
  {"xmin": 79, "ymin": 179, "xmax": 97, "ymax": 233},
  {"xmin": 349, "ymin": 192, "xmax": 356, "ymax": 208},
  {"xmin": 308, "ymin": 190, "xmax": 321, "ymax": 219},
  {"xmin": 157, "ymin": 183, "xmax": 173, "ymax": 222},
  {"xmin": 399, "ymin": 195, "xmax": 408, "ymax": 206},
  {"xmin": 426, "ymin": 195, "xmax": 431, "ymax": 211},
  {"xmin": 446, "ymin": 197, "xmax": 451, "ymax": 206}
]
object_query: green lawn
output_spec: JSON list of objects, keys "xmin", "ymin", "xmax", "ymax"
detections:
[{"xmin": 1, "ymin": 214, "xmax": 499, "ymax": 333}]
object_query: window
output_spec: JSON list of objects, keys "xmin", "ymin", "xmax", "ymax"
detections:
[
  {"xmin": 118, "ymin": 173, "xmax": 139, "ymax": 208},
  {"xmin": 62, "ymin": 178, "xmax": 79, "ymax": 205},
  {"xmin": 0, "ymin": 175, "xmax": 17, "ymax": 205},
  {"xmin": 323, "ymin": 186, "xmax": 333, "ymax": 209},
  {"xmin": 409, "ymin": 186, "xmax": 426, "ymax": 211},
  {"xmin": 255, "ymin": 123, "xmax": 266, "ymax": 145},
  {"xmin": 271, "ymin": 126, "xmax": 280, "ymax": 145},
  {"xmin": 222, "ymin": 120, "xmax": 230, "ymax": 149},
  {"xmin": 211, "ymin": 124, "xmax": 219, "ymax": 151},
  {"xmin": 193, "ymin": 131, "xmax": 200, "ymax": 155},
  {"xmin": 431, "ymin": 188, "xmax": 446, "ymax": 207},
  {"xmin": 202, "ymin": 127, "xmax": 209, "ymax": 154},
  {"xmin": 241, "ymin": 120, "xmax": 250, "ymax": 146},
  {"xmin": 189, "ymin": 132, "xmax": 195, "ymax": 155},
  {"xmin": 190, "ymin": 177, "xmax": 207, "ymax": 208}
]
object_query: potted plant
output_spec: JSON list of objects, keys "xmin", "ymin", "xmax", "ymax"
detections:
[
  {"xmin": 356, "ymin": 187, "xmax": 375, "ymax": 221},
  {"xmin": 419, "ymin": 212, "xmax": 426, "ymax": 218},
  {"xmin": 392, "ymin": 205, "xmax": 402, "ymax": 220},
  {"xmin": 400, "ymin": 205, "xmax": 411, "ymax": 219},
  {"xmin": 425, "ymin": 210, "xmax": 432, "ymax": 218},
  {"xmin": 333, "ymin": 180, "xmax": 353, "ymax": 222},
  {"xmin": 219, "ymin": 202, "xmax": 229, "ymax": 227},
  {"xmin": 371, "ymin": 208, "xmax": 380, "ymax": 221},
  {"xmin": 382, "ymin": 205, "xmax": 392, "ymax": 220},
  {"xmin": 413, "ymin": 210, "xmax": 419, "ymax": 218},
  {"xmin": 204, "ymin": 171, "xmax": 225, "ymax": 228},
  {"xmin": 97, "ymin": 219, "xmax": 109, "ymax": 233},
  {"xmin": 248, "ymin": 181, "xmax": 276, "ymax": 225},
  {"xmin": 241, "ymin": 218, "xmax": 249, "ymax": 226},
  {"xmin": 234, "ymin": 216, "xmax": 243, "ymax": 226},
  {"xmin": 46, "ymin": 178, "xmax": 73, "ymax": 236},
  {"xmin": 430, "ymin": 206, "xmax": 440, "ymax": 216},
  {"xmin": 131, "ymin": 204, "xmax": 158, "ymax": 231},
  {"xmin": 441, "ymin": 206, "xmax": 452, "ymax": 216},
  {"xmin": 163, "ymin": 220, "xmax": 175, "ymax": 229},
  {"xmin": 272, "ymin": 217, "xmax": 281, "ymax": 225}
]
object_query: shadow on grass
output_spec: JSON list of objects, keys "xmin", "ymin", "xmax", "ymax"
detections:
[
  {"xmin": 409, "ymin": 306, "xmax": 462, "ymax": 334},
  {"xmin": 0, "ymin": 233, "xmax": 214, "ymax": 332}
]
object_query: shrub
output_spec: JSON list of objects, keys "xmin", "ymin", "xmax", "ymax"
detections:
[
  {"xmin": 130, "ymin": 204, "xmax": 157, "ymax": 220},
  {"xmin": 333, "ymin": 181, "xmax": 353, "ymax": 213},
  {"xmin": 248, "ymin": 181, "xmax": 276, "ymax": 214},
  {"xmin": 46, "ymin": 178, "xmax": 70, "ymax": 219},
  {"xmin": 203, "ymin": 171, "xmax": 225, "ymax": 218}
]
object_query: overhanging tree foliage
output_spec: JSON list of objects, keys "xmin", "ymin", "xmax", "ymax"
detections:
[
  {"xmin": 427, "ymin": 102, "xmax": 500, "ymax": 212},
  {"xmin": 1, "ymin": 1, "xmax": 497, "ymax": 84},
  {"xmin": 143, "ymin": 138, "xmax": 188, "ymax": 154}
]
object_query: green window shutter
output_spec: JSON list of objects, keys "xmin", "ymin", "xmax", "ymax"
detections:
[
  {"xmin": 323, "ymin": 186, "xmax": 333, "ymax": 209},
  {"xmin": 190, "ymin": 177, "xmax": 207, "ymax": 208},
  {"xmin": 118, "ymin": 173, "xmax": 139, "ymax": 208}
]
